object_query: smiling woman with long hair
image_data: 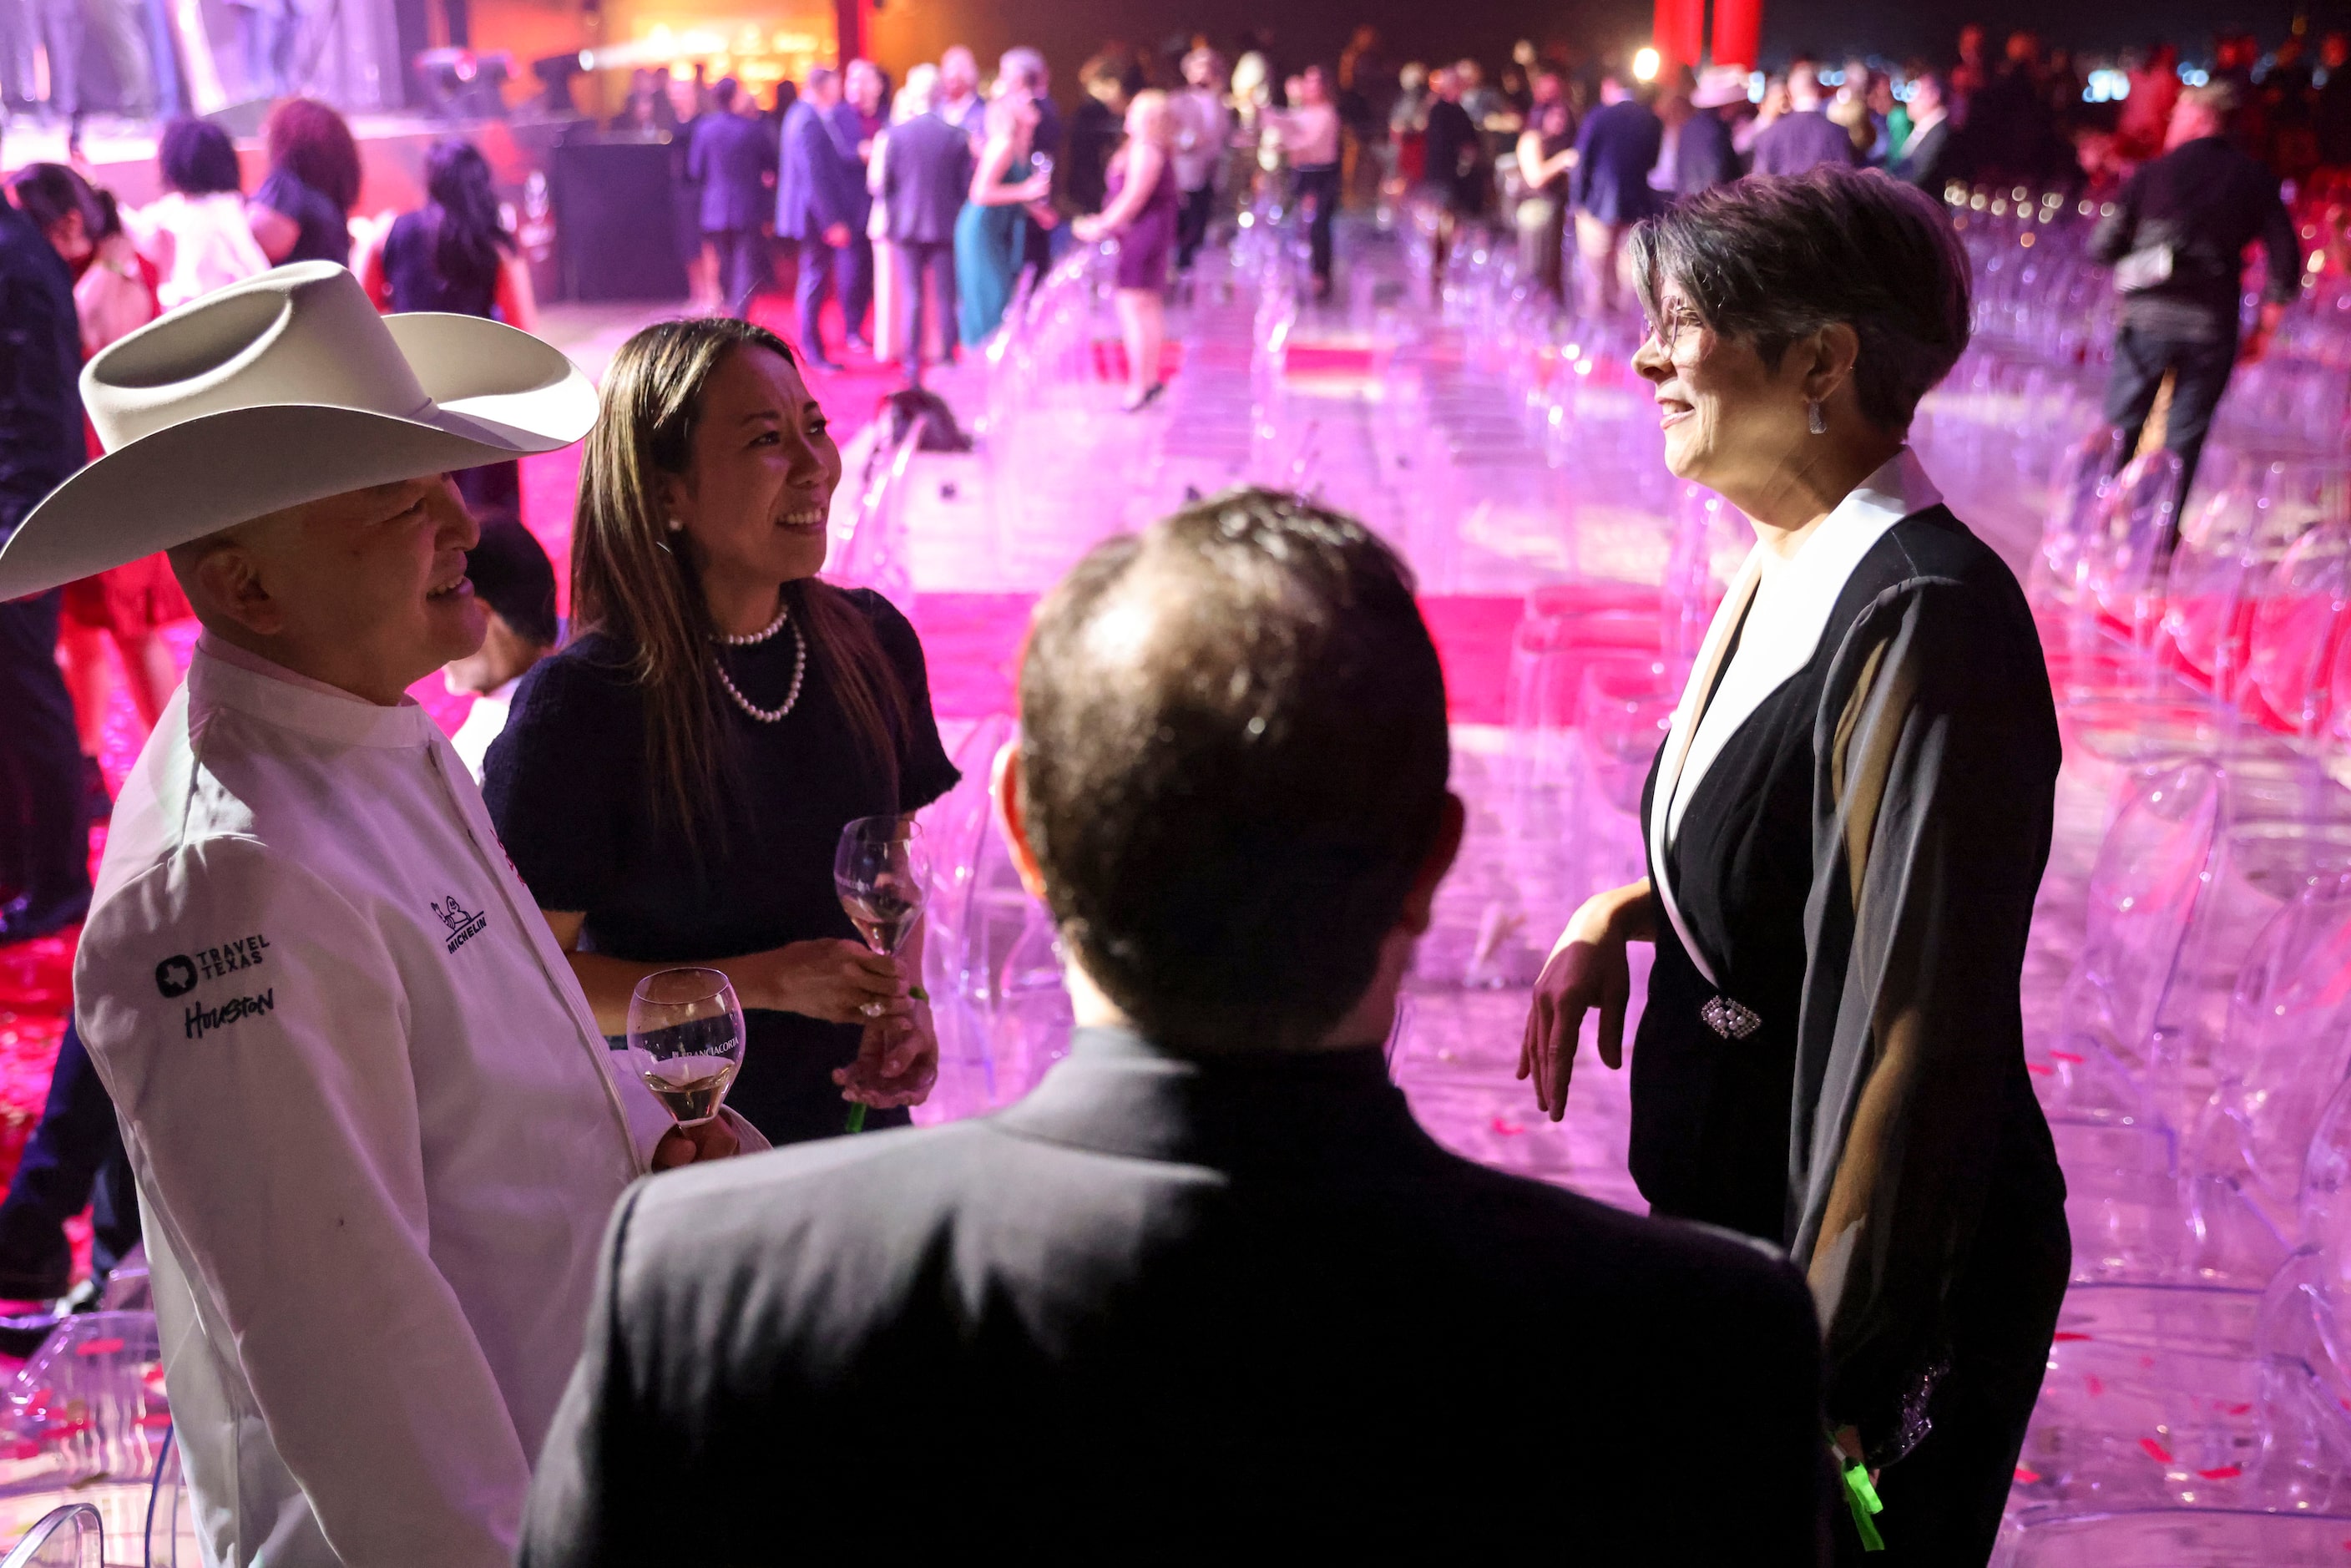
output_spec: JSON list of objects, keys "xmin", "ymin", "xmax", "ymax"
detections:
[{"xmin": 483, "ymin": 317, "xmax": 958, "ymax": 1143}]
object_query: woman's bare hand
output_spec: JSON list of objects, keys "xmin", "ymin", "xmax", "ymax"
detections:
[
  {"xmin": 834, "ymin": 1005, "xmax": 938, "ymax": 1108},
  {"xmin": 1518, "ymin": 881, "xmax": 1652, "ymax": 1120},
  {"xmin": 738, "ymin": 940, "xmax": 911, "ymax": 1024}
]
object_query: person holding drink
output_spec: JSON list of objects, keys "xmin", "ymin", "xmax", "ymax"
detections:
[
  {"xmin": 486, "ymin": 316, "xmax": 959, "ymax": 1146},
  {"xmin": 3, "ymin": 264, "xmax": 746, "ymax": 1568}
]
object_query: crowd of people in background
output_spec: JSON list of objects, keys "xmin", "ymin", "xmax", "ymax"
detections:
[
  {"xmin": 599, "ymin": 19, "xmax": 2321, "ymax": 404},
  {"xmin": 0, "ymin": 18, "xmax": 2321, "ymax": 942},
  {"xmin": 0, "ymin": 19, "xmax": 2328, "ymax": 1568}
]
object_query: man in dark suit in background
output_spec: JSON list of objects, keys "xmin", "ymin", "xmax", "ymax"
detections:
[
  {"xmin": 0, "ymin": 121, "xmax": 91, "ymax": 945},
  {"xmin": 1570, "ymin": 71, "xmax": 1664, "ymax": 311},
  {"xmin": 519, "ymin": 489, "xmax": 1833, "ymax": 1563},
  {"xmin": 1751, "ymin": 63, "xmax": 1862, "ymax": 178},
  {"xmin": 685, "ymin": 77, "xmax": 777, "ymax": 320},
  {"xmin": 880, "ymin": 99, "xmax": 974, "ymax": 386},
  {"xmin": 1889, "ymin": 70, "xmax": 1958, "ymax": 192},
  {"xmin": 2090, "ymin": 80, "xmax": 2303, "ymax": 511},
  {"xmin": 775, "ymin": 66, "xmax": 864, "ymax": 367}
]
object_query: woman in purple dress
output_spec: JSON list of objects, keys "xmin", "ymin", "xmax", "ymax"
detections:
[{"xmin": 1074, "ymin": 90, "xmax": 1179, "ymax": 412}]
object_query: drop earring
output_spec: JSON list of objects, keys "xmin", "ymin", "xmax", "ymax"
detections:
[{"xmin": 1807, "ymin": 400, "xmax": 1828, "ymax": 436}]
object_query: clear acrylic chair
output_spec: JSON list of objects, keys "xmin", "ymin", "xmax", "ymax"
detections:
[
  {"xmin": 1575, "ymin": 656, "xmax": 1676, "ymax": 894},
  {"xmin": 1992, "ymin": 1505, "xmax": 2351, "ymax": 1565},
  {"xmin": 2042, "ymin": 759, "xmax": 2225, "ymax": 1127},
  {"xmin": 918, "ymin": 715, "xmax": 1017, "ymax": 1122},
  {"xmin": 2032, "ymin": 426, "xmax": 2131, "ymax": 608},
  {"xmin": 2240, "ymin": 518, "xmax": 2351, "ymax": 744},
  {"xmin": 0, "ymin": 1313, "xmax": 168, "ymax": 1495},
  {"xmin": 1661, "ymin": 484, "xmax": 1747, "ymax": 675},
  {"xmin": 2186, "ymin": 873, "xmax": 2351, "ymax": 1288},
  {"xmin": 2247, "ymin": 1073, "xmax": 2351, "ymax": 1513},
  {"xmin": 0, "ymin": 1505, "xmax": 100, "ymax": 1568},
  {"xmin": 2071, "ymin": 448, "xmax": 2187, "ymax": 694},
  {"xmin": 832, "ymin": 414, "xmax": 925, "ymax": 609}
]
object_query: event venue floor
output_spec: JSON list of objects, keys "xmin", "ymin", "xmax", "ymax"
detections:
[{"xmin": 3, "ymin": 211, "xmax": 2348, "ymax": 1560}]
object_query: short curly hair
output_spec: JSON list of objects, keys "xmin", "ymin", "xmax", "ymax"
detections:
[{"xmin": 1629, "ymin": 165, "xmax": 1971, "ymax": 433}]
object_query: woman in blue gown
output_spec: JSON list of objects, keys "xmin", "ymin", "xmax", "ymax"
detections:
[{"xmin": 955, "ymin": 89, "xmax": 1054, "ymax": 346}]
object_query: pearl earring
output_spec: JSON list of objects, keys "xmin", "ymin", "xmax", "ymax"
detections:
[
  {"xmin": 1807, "ymin": 400, "xmax": 1827, "ymax": 436},
  {"xmin": 666, "ymin": 517, "xmax": 684, "ymax": 534}
]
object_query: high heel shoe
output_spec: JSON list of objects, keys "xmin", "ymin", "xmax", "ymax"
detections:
[{"xmin": 1122, "ymin": 382, "xmax": 1167, "ymax": 414}]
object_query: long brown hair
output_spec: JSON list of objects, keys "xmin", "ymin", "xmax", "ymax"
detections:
[
  {"xmin": 264, "ymin": 98, "xmax": 361, "ymax": 214},
  {"xmin": 571, "ymin": 317, "xmax": 908, "ymax": 848}
]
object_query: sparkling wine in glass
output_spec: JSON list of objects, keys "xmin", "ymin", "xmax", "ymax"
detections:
[
  {"xmin": 833, "ymin": 817, "xmax": 930, "ymax": 1131},
  {"xmin": 625, "ymin": 968, "xmax": 746, "ymax": 1128},
  {"xmin": 835, "ymin": 817, "xmax": 930, "ymax": 961}
]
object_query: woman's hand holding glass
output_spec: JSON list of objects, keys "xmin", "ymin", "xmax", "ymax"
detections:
[
  {"xmin": 835, "ymin": 1005, "xmax": 938, "ymax": 1109},
  {"xmin": 831, "ymin": 816, "xmax": 935, "ymax": 1114},
  {"xmin": 731, "ymin": 940, "xmax": 913, "ymax": 1024},
  {"xmin": 1519, "ymin": 879, "xmax": 1655, "ymax": 1121}
]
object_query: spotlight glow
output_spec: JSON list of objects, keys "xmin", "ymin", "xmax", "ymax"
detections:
[{"xmin": 1632, "ymin": 48, "xmax": 1660, "ymax": 83}]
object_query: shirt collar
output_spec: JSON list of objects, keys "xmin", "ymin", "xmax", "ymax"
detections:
[
  {"xmin": 989, "ymin": 1027, "xmax": 1442, "ymax": 1175},
  {"xmin": 190, "ymin": 633, "xmax": 438, "ymax": 750}
]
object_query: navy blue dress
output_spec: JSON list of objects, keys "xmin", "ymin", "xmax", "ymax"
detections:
[
  {"xmin": 484, "ymin": 586, "xmax": 960, "ymax": 1145},
  {"xmin": 256, "ymin": 169, "xmax": 349, "ymax": 266},
  {"xmin": 379, "ymin": 210, "xmax": 501, "ymax": 317}
]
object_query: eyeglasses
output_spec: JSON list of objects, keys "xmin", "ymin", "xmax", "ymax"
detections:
[{"xmin": 1641, "ymin": 304, "xmax": 1706, "ymax": 357}]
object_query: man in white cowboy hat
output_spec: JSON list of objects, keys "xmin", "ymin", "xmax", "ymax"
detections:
[
  {"xmin": 0, "ymin": 261, "xmax": 749, "ymax": 1567},
  {"xmin": 1677, "ymin": 65, "xmax": 1752, "ymax": 198}
]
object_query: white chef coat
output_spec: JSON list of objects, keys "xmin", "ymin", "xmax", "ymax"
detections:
[{"xmin": 74, "ymin": 636, "xmax": 682, "ymax": 1568}]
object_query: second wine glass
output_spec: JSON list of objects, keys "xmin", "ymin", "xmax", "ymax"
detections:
[{"xmin": 625, "ymin": 967, "xmax": 746, "ymax": 1128}]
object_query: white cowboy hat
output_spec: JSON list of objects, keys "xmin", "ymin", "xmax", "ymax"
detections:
[
  {"xmin": 1690, "ymin": 66, "xmax": 1753, "ymax": 110},
  {"xmin": 0, "ymin": 261, "xmax": 596, "ymax": 601}
]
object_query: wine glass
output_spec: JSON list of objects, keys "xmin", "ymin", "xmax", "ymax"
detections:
[
  {"xmin": 834, "ymin": 817, "xmax": 931, "ymax": 1132},
  {"xmin": 625, "ymin": 968, "xmax": 746, "ymax": 1129},
  {"xmin": 835, "ymin": 816, "xmax": 931, "ymax": 964}
]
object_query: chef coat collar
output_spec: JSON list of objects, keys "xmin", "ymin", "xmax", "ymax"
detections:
[
  {"xmin": 190, "ymin": 633, "xmax": 440, "ymax": 751},
  {"xmin": 1646, "ymin": 448, "xmax": 1941, "ymax": 990}
]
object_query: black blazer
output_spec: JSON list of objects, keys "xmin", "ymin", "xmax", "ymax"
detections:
[
  {"xmin": 1889, "ymin": 118, "xmax": 1954, "ymax": 192},
  {"xmin": 521, "ymin": 1029, "xmax": 1832, "ymax": 1561}
]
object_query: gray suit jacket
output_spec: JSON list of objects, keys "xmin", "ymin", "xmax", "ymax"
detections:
[
  {"xmin": 881, "ymin": 109, "xmax": 974, "ymax": 245},
  {"xmin": 520, "ymin": 1028, "xmax": 1833, "ymax": 1560}
]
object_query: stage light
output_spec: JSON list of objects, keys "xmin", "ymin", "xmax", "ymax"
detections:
[{"xmin": 1632, "ymin": 48, "xmax": 1660, "ymax": 83}]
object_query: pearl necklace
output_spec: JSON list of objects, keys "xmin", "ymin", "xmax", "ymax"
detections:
[
  {"xmin": 718, "ymin": 603, "xmax": 791, "ymax": 645},
  {"xmin": 712, "ymin": 604, "xmax": 806, "ymax": 722}
]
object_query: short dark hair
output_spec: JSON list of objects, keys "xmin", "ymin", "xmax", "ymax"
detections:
[
  {"xmin": 711, "ymin": 75, "xmax": 741, "ymax": 109},
  {"xmin": 1018, "ymin": 489, "xmax": 1451, "ymax": 1052},
  {"xmin": 265, "ymin": 98, "xmax": 361, "ymax": 212},
  {"xmin": 464, "ymin": 513, "xmax": 559, "ymax": 648},
  {"xmin": 159, "ymin": 119, "xmax": 242, "ymax": 196},
  {"xmin": 1630, "ymin": 164, "xmax": 1970, "ymax": 432}
]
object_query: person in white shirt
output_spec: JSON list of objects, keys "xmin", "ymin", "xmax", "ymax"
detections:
[
  {"xmin": 126, "ymin": 119, "xmax": 270, "ymax": 311},
  {"xmin": 444, "ymin": 513, "xmax": 559, "ymax": 783},
  {"xmin": 0, "ymin": 262, "xmax": 749, "ymax": 1568},
  {"xmin": 1265, "ymin": 65, "xmax": 1342, "ymax": 297},
  {"xmin": 1170, "ymin": 48, "xmax": 1231, "ymax": 271}
]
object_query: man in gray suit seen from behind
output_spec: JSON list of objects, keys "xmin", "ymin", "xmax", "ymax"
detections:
[
  {"xmin": 879, "ymin": 95, "xmax": 974, "ymax": 386},
  {"xmin": 519, "ymin": 489, "xmax": 1833, "ymax": 1562}
]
